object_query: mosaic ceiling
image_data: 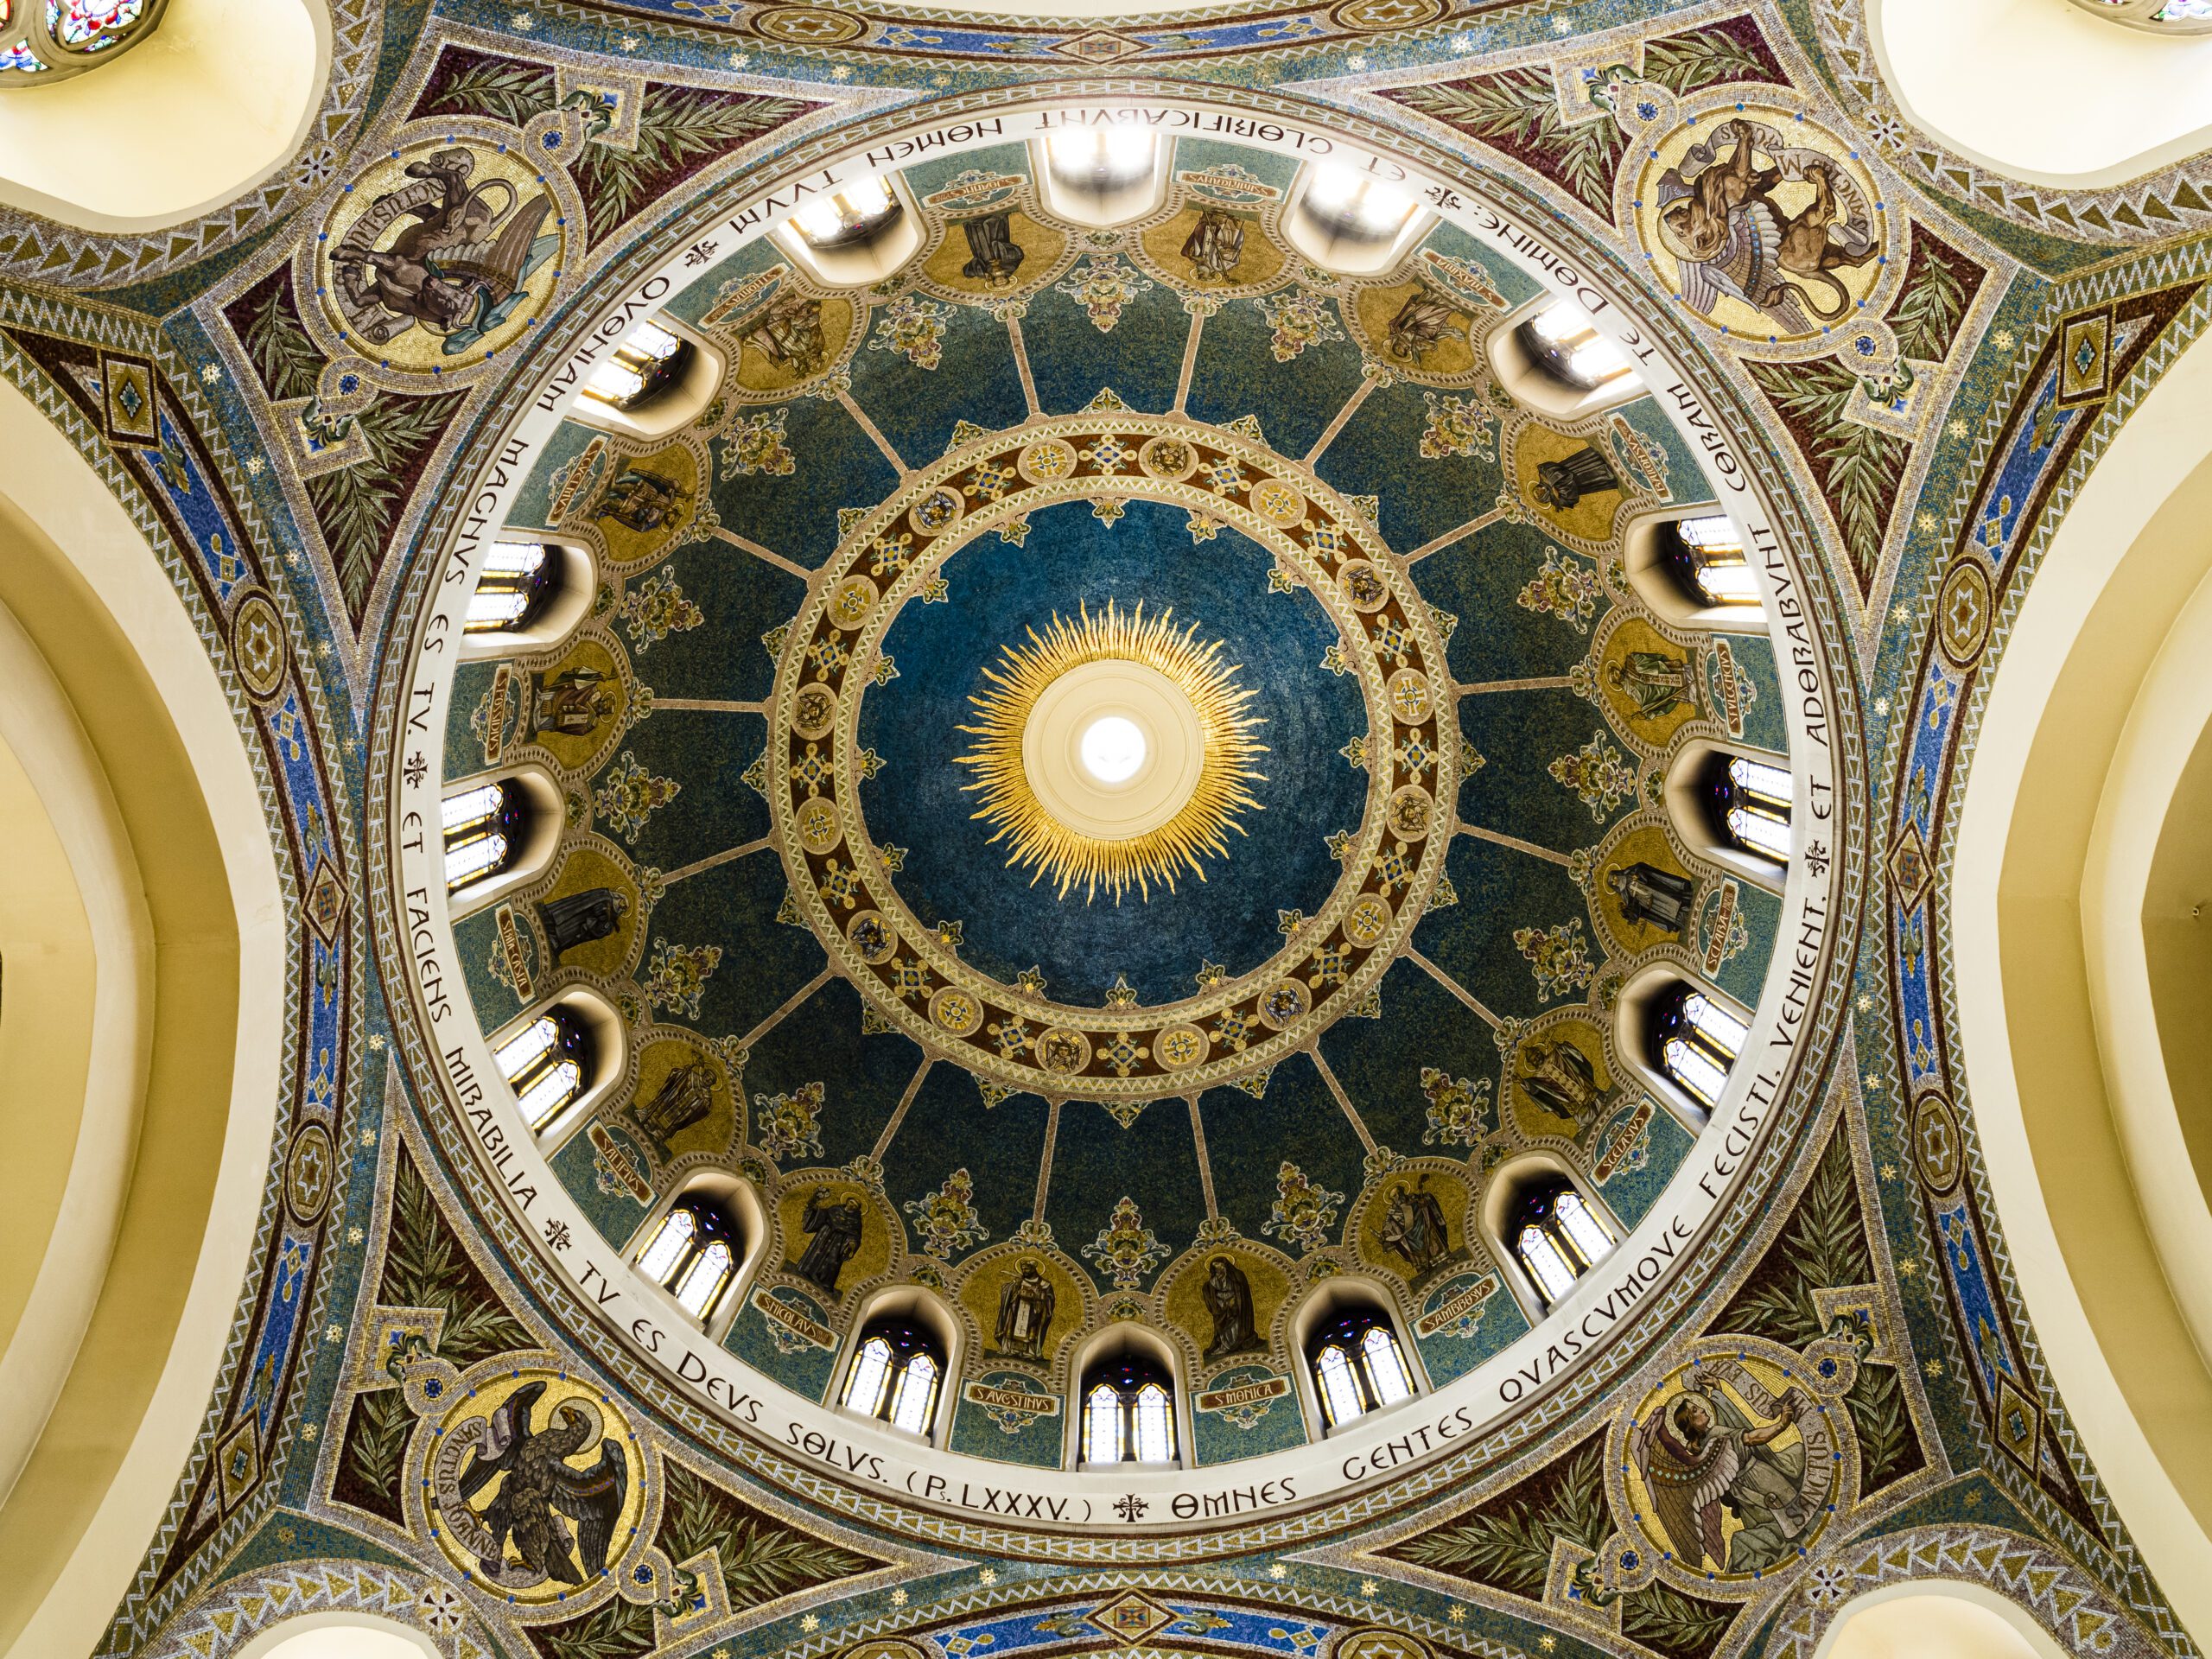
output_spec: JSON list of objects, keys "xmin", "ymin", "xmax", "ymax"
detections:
[
  {"xmin": 416, "ymin": 136, "xmax": 1811, "ymax": 1482},
  {"xmin": 3, "ymin": 4, "xmax": 2209, "ymax": 1659}
]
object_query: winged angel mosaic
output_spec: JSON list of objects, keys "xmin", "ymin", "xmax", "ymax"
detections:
[{"xmin": 1627, "ymin": 1354, "xmax": 1839, "ymax": 1577}]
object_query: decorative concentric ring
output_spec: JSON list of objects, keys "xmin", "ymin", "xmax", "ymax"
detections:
[{"xmin": 766, "ymin": 411, "xmax": 1459, "ymax": 1100}]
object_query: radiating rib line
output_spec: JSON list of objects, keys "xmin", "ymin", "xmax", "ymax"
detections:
[
  {"xmin": 1406, "ymin": 947, "xmax": 1501, "ymax": 1027},
  {"xmin": 1459, "ymin": 823, "xmax": 1573, "ymax": 867}
]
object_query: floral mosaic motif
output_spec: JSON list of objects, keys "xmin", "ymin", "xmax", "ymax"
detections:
[
  {"xmin": 620, "ymin": 567, "xmax": 705, "ymax": 653},
  {"xmin": 1419, "ymin": 391, "xmax": 1498, "ymax": 460},
  {"xmin": 870, "ymin": 295, "xmax": 952, "ymax": 370},
  {"xmin": 1513, "ymin": 918, "xmax": 1596, "ymax": 1002},
  {"xmin": 592, "ymin": 750, "xmax": 682, "ymax": 842},
  {"xmin": 641, "ymin": 938, "xmax": 722, "ymax": 1020},
  {"xmin": 1081, "ymin": 1195, "xmax": 1171, "ymax": 1288},
  {"xmin": 1254, "ymin": 288, "xmax": 1345, "ymax": 362},
  {"xmin": 753, "ymin": 1079, "xmax": 824, "ymax": 1164},
  {"xmin": 1516, "ymin": 548, "xmax": 1603, "ymax": 632},
  {"xmin": 1421, "ymin": 1066, "xmax": 1495, "ymax": 1147},
  {"xmin": 904, "ymin": 1167, "xmax": 989, "ymax": 1259},
  {"xmin": 1055, "ymin": 256, "xmax": 1154, "ymax": 332},
  {"xmin": 719, "ymin": 407, "xmax": 795, "ymax": 478},
  {"xmin": 1264, "ymin": 1161, "xmax": 1344, "ymax": 1255},
  {"xmin": 1548, "ymin": 734, "xmax": 1637, "ymax": 820}
]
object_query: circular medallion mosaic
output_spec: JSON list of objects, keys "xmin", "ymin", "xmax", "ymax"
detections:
[
  {"xmin": 1633, "ymin": 105, "xmax": 1889, "ymax": 346},
  {"xmin": 767, "ymin": 413, "xmax": 1458, "ymax": 1101},
  {"xmin": 1611, "ymin": 1337, "xmax": 1859, "ymax": 1591},
  {"xmin": 417, "ymin": 1366, "xmax": 646, "ymax": 1603},
  {"xmin": 310, "ymin": 130, "xmax": 575, "ymax": 382}
]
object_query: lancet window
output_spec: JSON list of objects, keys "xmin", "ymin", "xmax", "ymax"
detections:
[
  {"xmin": 1080, "ymin": 1356, "xmax": 1178, "ymax": 1465},
  {"xmin": 842, "ymin": 1320, "xmax": 944, "ymax": 1437},
  {"xmin": 1306, "ymin": 1309, "xmax": 1415, "ymax": 1429}
]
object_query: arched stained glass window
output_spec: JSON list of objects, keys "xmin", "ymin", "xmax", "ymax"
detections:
[
  {"xmin": 1359, "ymin": 1323, "xmax": 1414, "ymax": 1405},
  {"xmin": 793, "ymin": 175, "xmax": 902, "ymax": 249},
  {"xmin": 636, "ymin": 1206, "xmax": 696, "ymax": 1284},
  {"xmin": 842, "ymin": 1320, "xmax": 944, "ymax": 1437},
  {"xmin": 442, "ymin": 780, "xmax": 523, "ymax": 896},
  {"xmin": 1516, "ymin": 1223, "xmax": 1580, "ymax": 1306},
  {"xmin": 888, "ymin": 1349, "xmax": 939, "ymax": 1435},
  {"xmin": 1707, "ymin": 753, "xmax": 1792, "ymax": 865},
  {"xmin": 1306, "ymin": 1309, "xmax": 1416, "ymax": 1430},
  {"xmin": 1300, "ymin": 165, "xmax": 1417, "ymax": 244},
  {"xmin": 582, "ymin": 319, "xmax": 695, "ymax": 412},
  {"xmin": 1079, "ymin": 1354, "xmax": 1179, "ymax": 1465},
  {"xmin": 0, "ymin": 0, "xmax": 165, "ymax": 81},
  {"xmin": 494, "ymin": 1007, "xmax": 592, "ymax": 1129},
  {"xmin": 641, "ymin": 1211, "xmax": 743, "ymax": 1327},
  {"xmin": 1662, "ymin": 515, "xmax": 1759, "ymax": 609},
  {"xmin": 2066, "ymin": 0, "xmax": 2212, "ymax": 31},
  {"xmin": 1518, "ymin": 302, "xmax": 1633, "ymax": 392},
  {"xmin": 1506, "ymin": 1172, "xmax": 1615, "ymax": 1310},
  {"xmin": 467, "ymin": 543, "xmax": 562, "ymax": 636},
  {"xmin": 673, "ymin": 1238, "xmax": 735, "ymax": 1319},
  {"xmin": 1649, "ymin": 982, "xmax": 1749, "ymax": 1110}
]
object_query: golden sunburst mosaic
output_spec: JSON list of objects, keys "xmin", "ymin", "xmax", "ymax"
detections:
[{"xmin": 957, "ymin": 601, "xmax": 1268, "ymax": 903}]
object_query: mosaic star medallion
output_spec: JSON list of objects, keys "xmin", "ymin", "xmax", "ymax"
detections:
[{"xmin": 957, "ymin": 598, "xmax": 1268, "ymax": 902}]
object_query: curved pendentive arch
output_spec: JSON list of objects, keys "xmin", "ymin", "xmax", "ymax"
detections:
[
  {"xmin": 1283, "ymin": 1274, "xmax": 1426, "ymax": 1440},
  {"xmin": 0, "ymin": 378, "xmax": 283, "ymax": 1656},
  {"xmin": 1954, "ymin": 326, "xmax": 2212, "ymax": 1637},
  {"xmin": 238, "ymin": 1612, "xmax": 444, "ymax": 1658},
  {"xmin": 385, "ymin": 93, "xmax": 1849, "ymax": 1548},
  {"xmin": 1868, "ymin": 0, "xmax": 2212, "ymax": 189}
]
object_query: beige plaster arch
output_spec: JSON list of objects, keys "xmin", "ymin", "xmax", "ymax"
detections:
[
  {"xmin": 0, "ymin": 0, "xmax": 327, "ymax": 232},
  {"xmin": 240, "ymin": 1612, "xmax": 442, "ymax": 1658},
  {"xmin": 1869, "ymin": 0, "xmax": 2212, "ymax": 188},
  {"xmin": 1813, "ymin": 1579, "xmax": 2069, "ymax": 1659},
  {"xmin": 0, "ymin": 603, "xmax": 151, "ymax": 1509},
  {"xmin": 0, "ymin": 374, "xmax": 284, "ymax": 1658},
  {"xmin": 1953, "ymin": 325, "xmax": 2212, "ymax": 1644}
]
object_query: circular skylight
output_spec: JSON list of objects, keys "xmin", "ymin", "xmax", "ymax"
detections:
[{"xmin": 1077, "ymin": 714, "xmax": 1147, "ymax": 784}]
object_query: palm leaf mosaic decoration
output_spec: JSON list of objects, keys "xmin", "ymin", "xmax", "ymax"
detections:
[
  {"xmin": 656, "ymin": 1459, "xmax": 884, "ymax": 1610},
  {"xmin": 1711, "ymin": 1122, "xmax": 1926, "ymax": 1495},
  {"xmin": 1386, "ymin": 22, "xmax": 1785, "ymax": 217},
  {"xmin": 1384, "ymin": 1435, "xmax": 1743, "ymax": 1659},
  {"xmin": 1746, "ymin": 358, "xmax": 1910, "ymax": 589},
  {"xmin": 339, "ymin": 1146, "xmax": 538, "ymax": 1512}
]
